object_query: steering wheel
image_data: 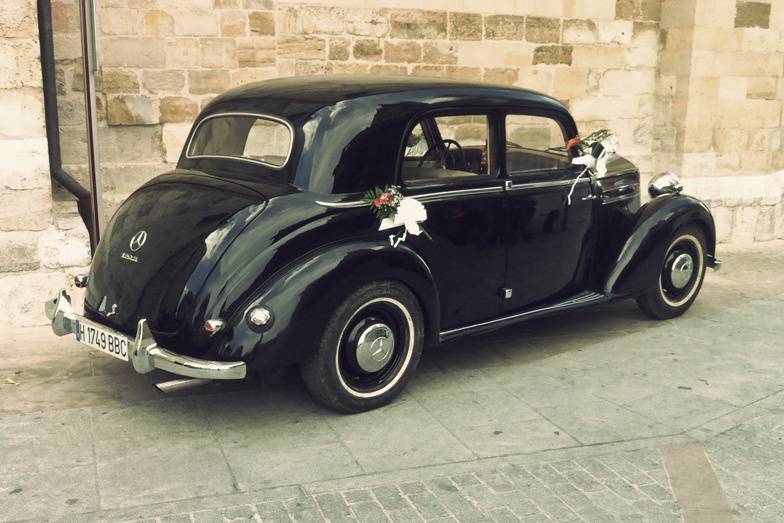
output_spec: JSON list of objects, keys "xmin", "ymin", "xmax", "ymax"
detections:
[{"xmin": 417, "ymin": 139, "xmax": 465, "ymax": 169}]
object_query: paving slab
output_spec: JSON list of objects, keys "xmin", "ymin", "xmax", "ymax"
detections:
[{"xmin": 0, "ymin": 242, "xmax": 783, "ymax": 521}]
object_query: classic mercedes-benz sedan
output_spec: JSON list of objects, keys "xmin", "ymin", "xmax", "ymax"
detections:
[{"xmin": 46, "ymin": 76, "xmax": 720, "ymax": 412}]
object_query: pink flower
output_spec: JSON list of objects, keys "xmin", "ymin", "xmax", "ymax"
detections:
[{"xmin": 374, "ymin": 192, "xmax": 393, "ymax": 208}]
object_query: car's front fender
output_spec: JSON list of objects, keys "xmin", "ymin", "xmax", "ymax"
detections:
[
  {"xmin": 603, "ymin": 193, "xmax": 717, "ymax": 298},
  {"xmin": 218, "ymin": 240, "xmax": 440, "ymax": 370}
]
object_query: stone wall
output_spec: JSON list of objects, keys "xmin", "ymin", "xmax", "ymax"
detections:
[
  {"xmin": 50, "ymin": 0, "xmax": 784, "ymax": 243},
  {"xmin": 1, "ymin": 0, "xmax": 90, "ymax": 327}
]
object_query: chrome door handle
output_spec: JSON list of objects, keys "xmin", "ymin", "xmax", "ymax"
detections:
[{"xmin": 581, "ymin": 194, "xmax": 598, "ymax": 201}]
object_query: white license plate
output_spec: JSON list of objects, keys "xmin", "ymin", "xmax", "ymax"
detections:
[{"xmin": 74, "ymin": 318, "xmax": 130, "ymax": 361}]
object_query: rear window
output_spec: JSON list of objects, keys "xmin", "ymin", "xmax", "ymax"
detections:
[{"xmin": 187, "ymin": 114, "xmax": 293, "ymax": 168}]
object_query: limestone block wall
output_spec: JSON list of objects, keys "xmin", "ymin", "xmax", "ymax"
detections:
[
  {"xmin": 1, "ymin": 0, "xmax": 90, "ymax": 326},
  {"xmin": 52, "ymin": 0, "xmax": 665, "ymax": 219}
]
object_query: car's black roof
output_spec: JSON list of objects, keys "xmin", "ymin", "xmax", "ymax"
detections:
[{"xmin": 205, "ymin": 75, "xmax": 571, "ymax": 120}]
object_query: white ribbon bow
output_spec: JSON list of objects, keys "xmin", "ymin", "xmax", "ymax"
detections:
[{"xmin": 379, "ymin": 197, "xmax": 427, "ymax": 247}]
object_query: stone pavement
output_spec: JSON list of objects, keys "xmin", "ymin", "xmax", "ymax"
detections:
[{"xmin": 1, "ymin": 241, "xmax": 783, "ymax": 522}]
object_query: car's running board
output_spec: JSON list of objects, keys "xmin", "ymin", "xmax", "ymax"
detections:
[{"xmin": 439, "ymin": 291, "xmax": 608, "ymax": 341}]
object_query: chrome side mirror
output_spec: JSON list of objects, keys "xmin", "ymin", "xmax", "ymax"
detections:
[{"xmin": 649, "ymin": 171, "xmax": 683, "ymax": 198}]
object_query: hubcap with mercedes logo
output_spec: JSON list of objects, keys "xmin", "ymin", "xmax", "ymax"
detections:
[{"xmin": 129, "ymin": 230, "xmax": 147, "ymax": 252}]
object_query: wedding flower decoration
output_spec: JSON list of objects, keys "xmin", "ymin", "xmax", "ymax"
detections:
[
  {"xmin": 566, "ymin": 129, "xmax": 619, "ymax": 205},
  {"xmin": 362, "ymin": 185, "xmax": 431, "ymax": 247}
]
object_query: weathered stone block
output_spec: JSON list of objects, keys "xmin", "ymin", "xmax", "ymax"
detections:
[
  {"xmin": 249, "ymin": 11, "xmax": 275, "ymax": 35},
  {"xmin": 277, "ymin": 35, "xmax": 326, "ymax": 60},
  {"xmin": 526, "ymin": 17, "xmax": 561, "ymax": 43},
  {"xmin": 0, "ymin": 39, "xmax": 41, "ymax": 89},
  {"xmin": 243, "ymin": 0, "xmax": 273, "ymax": 8},
  {"xmin": 353, "ymin": 39, "xmax": 382, "ymax": 61},
  {"xmin": 552, "ymin": 66, "xmax": 590, "ymax": 99},
  {"xmin": 103, "ymin": 38, "xmax": 166, "ymax": 68},
  {"xmin": 369, "ymin": 64, "xmax": 406, "ymax": 76},
  {"xmin": 572, "ymin": 45, "xmax": 625, "ymax": 68},
  {"xmin": 0, "ymin": 188, "xmax": 51, "ymax": 231},
  {"xmin": 484, "ymin": 15, "xmax": 526, "ymax": 40},
  {"xmin": 735, "ymin": 2, "xmax": 771, "ymax": 29},
  {"xmin": 564, "ymin": 0, "xmax": 616, "ymax": 20},
  {"xmin": 1, "ymin": 0, "xmax": 38, "ymax": 37},
  {"xmin": 599, "ymin": 69, "xmax": 655, "ymax": 95},
  {"xmin": 332, "ymin": 62, "xmax": 370, "ymax": 75},
  {"xmin": 165, "ymin": 38, "xmax": 201, "ymax": 68},
  {"xmin": 101, "ymin": 69, "xmax": 140, "ymax": 94},
  {"xmin": 173, "ymin": 9, "xmax": 219, "ymax": 36},
  {"xmin": 597, "ymin": 20, "xmax": 633, "ymax": 44},
  {"xmin": 294, "ymin": 60, "xmax": 333, "ymax": 76},
  {"xmin": 188, "ymin": 70, "xmax": 231, "ymax": 94},
  {"xmin": 107, "ymin": 95, "xmax": 159, "ymax": 126},
  {"xmin": 237, "ymin": 37, "xmax": 276, "ymax": 67},
  {"xmin": 100, "ymin": 125, "xmax": 163, "ymax": 163},
  {"xmin": 0, "ymin": 231, "xmax": 39, "ymax": 272},
  {"xmin": 616, "ymin": 0, "xmax": 661, "ymax": 21},
  {"xmin": 39, "ymin": 230, "xmax": 91, "ymax": 269},
  {"xmin": 389, "ymin": 10, "xmax": 447, "ymax": 39},
  {"xmin": 422, "ymin": 42, "xmax": 457, "ymax": 65},
  {"xmin": 0, "ymin": 138, "xmax": 48, "ymax": 191},
  {"xmin": 483, "ymin": 67, "xmax": 519, "ymax": 85},
  {"xmin": 384, "ymin": 40, "xmax": 421, "ymax": 63},
  {"xmin": 100, "ymin": 8, "xmax": 139, "ymax": 35},
  {"xmin": 160, "ymin": 96, "xmax": 198, "ymax": 123},
  {"xmin": 445, "ymin": 66, "xmax": 481, "ymax": 80},
  {"xmin": 747, "ymin": 77, "xmax": 776, "ymax": 100},
  {"xmin": 200, "ymin": 38, "xmax": 236, "ymax": 68},
  {"xmin": 141, "ymin": 70, "xmax": 184, "ymax": 95},
  {"xmin": 142, "ymin": 10, "xmax": 174, "ymax": 36},
  {"xmin": 625, "ymin": 46, "xmax": 658, "ymax": 67},
  {"xmin": 0, "ymin": 89, "xmax": 44, "ymax": 139},
  {"xmin": 280, "ymin": 6, "xmax": 345, "ymax": 35},
  {"xmin": 220, "ymin": 11, "xmax": 247, "ymax": 36},
  {"xmin": 214, "ymin": 0, "xmax": 239, "ymax": 8},
  {"xmin": 162, "ymin": 123, "xmax": 191, "ymax": 163},
  {"xmin": 328, "ymin": 38, "xmax": 351, "ymax": 61},
  {"xmin": 533, "ymin": 45, "xmax": 573, "ymax": 65},
  {"xmin": 563, "ymin": 19, "xmax": 597, "ymax": 44},
  {"xmin": 448, "ymin": 12, "xmax": 482, "ymax": 41},
  {"xmin": 231, "ymin": 66, "xmax": 277, "ymax": 87},
  {"xmin": 411, "ymin": 64, "xmax": 445, "ymax": 77},
  {"xmin": 346, "ymin": 9, "xmax": 389, "ymax": 38}
]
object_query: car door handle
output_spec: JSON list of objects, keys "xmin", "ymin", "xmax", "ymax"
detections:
[{"xmin": 581, "ymin": 194, "xmax": 598, "ymax": 201}]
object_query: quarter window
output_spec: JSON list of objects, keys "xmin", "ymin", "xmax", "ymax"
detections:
[
  {"xmin": 188, "ymin": 114, "xmax": 292, "ymax": 168},
  {"xmin": 402, "ymin": 114, "xmax": 493, "ymax": 184},
  {"xmin": 505, "ymin": 114, "xmax": 570, "ymax": 174}
]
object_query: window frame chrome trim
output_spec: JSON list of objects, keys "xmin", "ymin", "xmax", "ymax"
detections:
[{"xmin": 185, "ymin": 111, "xmax": 295, "ymax": 170}]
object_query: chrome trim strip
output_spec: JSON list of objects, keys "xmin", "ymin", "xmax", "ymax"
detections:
[
  {"xmin": 315, "ymin": 200, "xmax": 367, "ymax": 209},
  {"xmin": 601, "ymin": 182, "xmax": 640, "ymax": 192},
  {"xmin": 185, "ymin": 112, "xmax": 294, "ymax": 170},
  {"xmin": 45, "ymin": 290, "xmax": 247, "ymax": 380},
  {"xmin": 506, "ymin": 178, "xmax": 591, "ymax": 191},
  {"xmin": 440, "ymin": 291, "xmax": 605, "ymax": 337}
]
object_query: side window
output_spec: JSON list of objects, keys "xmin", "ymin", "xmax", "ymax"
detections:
[
  {"xmin": 505, "ymin": 114, "xmax": 570, "ymax": 174},
  {"xmin": 402, "ymin": 114, "xmax": 492, "ymax": 184}
]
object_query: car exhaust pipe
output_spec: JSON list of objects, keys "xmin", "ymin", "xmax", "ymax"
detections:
[{"xmin": 155, "ymin": 378, "xmax": 211, "ymax": 393}]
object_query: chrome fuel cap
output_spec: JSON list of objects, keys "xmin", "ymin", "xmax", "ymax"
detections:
[
  {"xmin": 670, "ymin": 253, "xmax": 694, "ymax": 289},
  {"xmin": 355, "ymin": 323, "xmax": 395, "ymax": 373}
]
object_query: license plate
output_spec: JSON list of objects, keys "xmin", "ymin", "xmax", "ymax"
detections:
[{"xmin": 74, "ymin": 319, "xmax": 130, "ymax": 361}]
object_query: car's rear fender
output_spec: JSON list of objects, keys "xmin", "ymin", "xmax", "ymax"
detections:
[
  {"xmin": 219, "ymin": 240, "xmax": 440, "ymax": 370},
  {"xmin": 602, "ymin": 193, "xmax": 717, "ymax": 298}
]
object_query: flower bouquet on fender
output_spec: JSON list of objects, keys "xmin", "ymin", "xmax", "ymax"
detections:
[{"xmin": 362, "ymin": 185, "xmax": 431, "ymax": 247}]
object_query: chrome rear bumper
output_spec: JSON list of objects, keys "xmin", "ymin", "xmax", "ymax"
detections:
[{"xmin": 44, "ymin": 290, "xmax": 246, "ymax": 380}]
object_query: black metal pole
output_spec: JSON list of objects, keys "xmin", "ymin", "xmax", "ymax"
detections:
[{"xmin": 37, "ymin": 0, "xmax": 96, "ymax": 251}]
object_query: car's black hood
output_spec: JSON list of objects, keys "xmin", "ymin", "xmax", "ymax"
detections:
[{"xmin": 84, "ymin": 169, "xmax": 294, "ymax": 336}]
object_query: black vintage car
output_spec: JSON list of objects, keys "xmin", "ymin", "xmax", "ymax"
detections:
[{"xmin": 46, "ymin": 76, "xmax": 720, "ymax": 412}]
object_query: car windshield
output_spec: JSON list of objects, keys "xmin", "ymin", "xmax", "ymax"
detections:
[{"xmin": 187, "ymin": 114, "xmax": 293, "ymax": 168}]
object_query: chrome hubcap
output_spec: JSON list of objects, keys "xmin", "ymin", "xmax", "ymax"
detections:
[
  {"xmin": 670, "ymin": 253, "xmax": 694, "ymax": 289},
  {"xmin": 355, "ymin": 323, "xmax": 395, "ymax": 373}
]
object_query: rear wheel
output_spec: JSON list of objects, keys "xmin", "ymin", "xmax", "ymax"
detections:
[
  {"xmin": 636, "ymin": 225, "xmax": 707, "ymax": 320},
  {"xmin": 300, "ymin": 281, "xmax": 424, "ymax": 413}
]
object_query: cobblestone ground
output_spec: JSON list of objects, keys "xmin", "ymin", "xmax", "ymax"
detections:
[
  {"xmin": 128, "ymin": 448, "xmax": 680, "ymax": 523},
  {"xmin": 706, "ymin": 409, "xmax": 784, "ymax": 523},
  {"xmin": 2, "ymin": 242, "xmax": 784, "ymax": 522}
]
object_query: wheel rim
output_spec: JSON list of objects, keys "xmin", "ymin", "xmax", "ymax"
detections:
[
  {"xmin": 659, "ymin": 234, "xmax": 704, "ymax": 307},
  {"xmin": 335, "ymin": 297, "xmax": 415, "ymax": 398}
]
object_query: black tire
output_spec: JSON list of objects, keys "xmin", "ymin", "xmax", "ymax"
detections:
[
  {"xmin": 300, "ymin": 281, "xmax": 425, "ymax": 413},
  {"xmin": 636, "ymin": 225, "xmax": 707, "ymax": 320}
]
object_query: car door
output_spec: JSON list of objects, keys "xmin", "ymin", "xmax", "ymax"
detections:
[
  {"xmin": 401, "ymin": 112, "xmax": 507, "ymax": 330},
  {"xmin": 502, "ymin": 112, "xmax": 595, "ymax": 312}
]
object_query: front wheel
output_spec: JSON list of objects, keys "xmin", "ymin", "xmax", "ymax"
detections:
[
  {"xmin": 637, "ymin": 225, "xmax": 707, "ymax": 320},
  {"xmin": 300, "ymin": 281, "xmax": 424, "ymax": 413}
]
